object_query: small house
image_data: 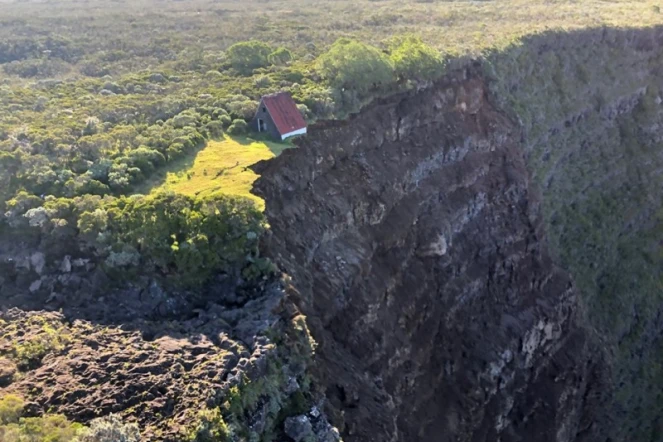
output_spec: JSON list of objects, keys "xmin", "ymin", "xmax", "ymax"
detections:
[{"xmin": 252, "ymin": 92, "xmax": 307, "ymax": 141}]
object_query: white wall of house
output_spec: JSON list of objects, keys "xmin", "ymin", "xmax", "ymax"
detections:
[{"xmin": 281, "ymin": 127, "xmax": 307, "ymax": 140}]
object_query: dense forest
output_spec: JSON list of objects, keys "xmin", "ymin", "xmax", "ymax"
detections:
[{"xmin": 2, "ymin": 0, "xmax": 663, "ymax": 440}]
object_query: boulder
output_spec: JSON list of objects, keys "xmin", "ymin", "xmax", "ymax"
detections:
[
  {"xmin": 30, "ymin": 252, "xmax": 46, "ymax": 275},
  {"xmin": 29, "ymin": 279, "xmax": 42, "ymax": 293},
  {"xmin": 284, "ymin": 415, "xmax": 313, "ymax": 442},
  {"xmin": 0, "ymin": 357, "xmax": 17, "ymax": 386},
  {"xmin": 60, "ymin": 255, "xmax": 72, "ymax": 273}
]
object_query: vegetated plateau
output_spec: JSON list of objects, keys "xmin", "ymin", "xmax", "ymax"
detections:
[{"xmin": 2, "ymin": 0, "xmax": 663, "ymax": 441}]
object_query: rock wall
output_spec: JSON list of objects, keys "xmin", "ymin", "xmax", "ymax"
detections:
[
  {"xmin": 255, "ymin": 27, "xmax": 663, "ymax": 442},
  {"xmin": 488, "ymin": 27, "xmax": 663, "ymax": 441},
  {"xmin": 253, "ymin": 64, "xmax": 606, "ymax": 442}
]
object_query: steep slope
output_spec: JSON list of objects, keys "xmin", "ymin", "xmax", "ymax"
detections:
[
  {"xmin": 254, "ymin": 28, "xmax": 663, "ymax": 441},
  {"xmin": 489, "ymin": 27, "xmax": 663, "ymax": 441},
  {"xmin": 253, "ymin": 64, "xmax": 606, "ymax": 442}
]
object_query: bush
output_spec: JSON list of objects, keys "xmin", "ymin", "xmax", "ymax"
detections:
[
  {"xmin": 254, "ymin": 75, "xmax": 272, "ymax": 88},
  {"xmin": 166, "ymin": 142, "xmax": 186, "ymax": 159},
  {"xmin": 219, "ymin": 114, "xmax": 233, "ymax": 128},
  {"xmin": 268, "ymin": 47, "xmax": 293, "ymax": 66},
  {"xmin": 172, "ymin": 112, "xmax": 199, "ymax": 129},
  {"xmin": 296, "ymin": 103, "xmax": 311, "ymax": 121},
  {"xmin": 0, "ymin": 395, "xmax": 24, "ymax": 425},
  {"xmin": 226, "ymin": 99, "xmax": 259, "ymax": 120},
  {"xmin": 16, "ymin": 415, "xmax": 85, "ymax": 441},
  {"xmin": 0, "ymin": 396, "xmax": 85, "ymax": 442},
  {"xmin": 95, "ymin": 192, "xmax": 265, "ymax": 286},
  {"xmin": 316, "ymin": 38, "xmax": 394, "ymax": 97},
  {"xmin": 125, "ymin": 147, "xmax": 166, "ymax": 174},
  {"xmin": 77, "ymin": 414, "xmax": 140, "ymax": 442},
  {"xmin": 4, "ymin": 191, "xmax": 43, "ymax": 228},
  {"xmin": 187, "ymin": 408, "xmax": 229, "ymax": 442},
  {"xmin": 389, "ymin": 35, "xmax": 444, "ymax": 83},
  {"xmin": 12, "ymin": 323, "xmax": 70, "ymax": 370},
  {"xmin": 205, "ymin": 121, "xmax": 225, "ymax": 138},
  {"xmin": 227, "ymin": 119, "xmax": 248, "ymax": 135},
  {"xmin": 225, "ymin": 40, "xmax": 273, "ymax": 75}
]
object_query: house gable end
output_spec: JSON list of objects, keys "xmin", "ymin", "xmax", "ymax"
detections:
[
  {"xmin": 251, "ymin": 99, "xmax": 281, "ymax": 139},
  {"xmin": 252, "ymin": 92, "xmax": 308, "ymax": 140}
]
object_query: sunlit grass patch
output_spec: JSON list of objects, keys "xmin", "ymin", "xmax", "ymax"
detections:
[{"xmin": 150, "ymin": 135, "xmax": 291, "ymax": 209}]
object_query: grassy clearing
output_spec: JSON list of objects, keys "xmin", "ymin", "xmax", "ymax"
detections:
[{"xmin": 146, "ymin": 136, "xmax": 292, "ymax": 208}]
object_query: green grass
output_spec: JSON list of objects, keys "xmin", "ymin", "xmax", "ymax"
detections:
[
  {"xmin": 0, "ymin": 395, "xmax": 86, "ymax": 442},
  {"xmin": 146, "ymin": 135, "xmax": 292, "ymax": 208}
]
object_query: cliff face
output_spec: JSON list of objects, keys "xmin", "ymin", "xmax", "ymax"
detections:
[
  {"xmin": 254, "ymin": 28, "xmax": 663, "ymax": 442},
  {"xmin": 253, "ymin": 65, "xmax": 606, "ymax": 442},
  {"xmin": 489, "ymin": 27, "xmax": 663, "ymax": 440}
]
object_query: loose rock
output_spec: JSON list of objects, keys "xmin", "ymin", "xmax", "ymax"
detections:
[{"xmin": 284, "ymin": 415, "xmax": 313, "ymax": 442}]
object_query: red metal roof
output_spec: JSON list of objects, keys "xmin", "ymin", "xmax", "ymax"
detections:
[{"xmin": 262, "ymin": 92, "xmax": 307, "ymax": 136}]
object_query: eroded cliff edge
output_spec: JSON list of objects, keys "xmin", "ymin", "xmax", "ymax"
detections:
[
  {"xmin": 253, "ymin": 66, "xmax": 604, "ymax": 441},
  {"xmin": 254, "ymin": 27, "xmax": 663, "ymax": 442}
]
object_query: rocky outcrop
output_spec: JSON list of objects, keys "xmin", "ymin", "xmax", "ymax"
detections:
[
  {"xmin": 0, "ymin": 281, "xmax": 336, "ymax": 442},
  {"xmin": 253, "ymin": 64, "xmax": 607, "ymax": 442},
  {"xmin": 0, "ymin": 291, "xmax": 279, "ymax": 440}
]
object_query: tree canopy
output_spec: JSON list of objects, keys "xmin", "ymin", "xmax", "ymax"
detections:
[
  {"xmin": 316, "ymin": 38, "xmax": 394, "ymax": 96},
  {"xmin": 225, "ymin": 40, "xmax": 273, "ymax": 75},
  {"xmin": 388, "ymin": 35, "xmax": 445, "ymax": 83}
]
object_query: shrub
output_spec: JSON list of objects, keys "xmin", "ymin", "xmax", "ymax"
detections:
[
  {"xmin": 388, "ymin": 35, "xmax": 444, "ymax": 83},
  {"xmin": 166, "ymin": 142, "xmax": 186, "ymax": 159},
  {"xmin": 227, "ymin": 119, "xmax": 248, "ymax": 135},
  {"xmin": 254, "ymin": 75, "xmax": 272, "ymax": 88},
  {"xmin": 17, "ymin": 415, "xmax": 85, "ymax": 441},
  {"xmin": 187, "ymin": 408, "xmax": 229, "ymax": 442},
  {"xmin": 4, "ymin": 191, "xmax": 43, "ymax": 228},
  {"xmin": 12, "ymin": 323, "xmax": 70, "ymax": 370},
  {"xmin": 268, "ymin": 47, "xmax": 293, "ymax": 66},
  {"xmin": 296, "ymin": 103, "xmax": 311, "ymax": 120},
  {"xmin": 226, "ymin": 99, "xmax": 258, "ymax": 120},
  {"xmin": 225, "ymin": 40, "xmax": 273, "ymax": 75},
  {"xmin": 126, "ymin": 147, "xmax": 166, "ymax": 173},
  {"xmin": 0, "ymin": 396, "xmax": 85, "ymax": 442},
  {"xmin": 205, "ymin": 121, "xmax": 225, "ymax": 138},
  {"xmin": 105, "ymin": 249, "xmax": 141, "ymax": 268},
  {"xmin": 0, "ymin": 395, "xmax": 24, "ymax": 425},
  {"xmin": 212, "ymin": 108, "xmax": 229, "ymax": 120},
  {"xmin": 77, "ymin": 414, "xmax": 140, "ymax": 442},
  {"xmin": 77, "ymin": 208, "xmax": 109, "ymax": 239},
  {"xmin": 98, "ymin": 192, "xmax": 264, "ymax": 286},
  {"xmin": 83, "ymin": 117, "xmax": 101, "ymax": 136},
  {"xmin": 218, "ymin": 114, "xmax": 232, "ymax": 128},
  {"xmin": 205, "ymin": 70, "xmax": 224, "ymax": 80},
  {"xmin": 172, "ymin": 111, "xmax": 200, "ymax": 129},
  {"xmin": 316, "ymin": 38, "xmax": 394, "ymax": 96}
]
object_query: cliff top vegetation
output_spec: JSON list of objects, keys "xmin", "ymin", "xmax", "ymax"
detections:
[
  {"xmin": 0, "ymin": 0, "xmax": 661, "ymax": 335},
  {"xmin": 1, "ymin": 0, "xmax": 661, "ymax": 320}
]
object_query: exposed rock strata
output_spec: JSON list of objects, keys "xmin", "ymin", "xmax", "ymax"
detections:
[{"xmin": 253, "ymin": 65, "xmax": 607, "ymax": 442}]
